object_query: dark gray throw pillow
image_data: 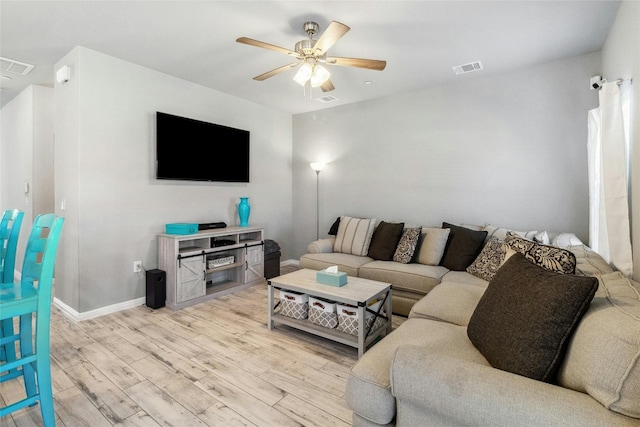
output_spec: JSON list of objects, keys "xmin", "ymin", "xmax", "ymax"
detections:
[
  {"xmin": 440, "ymin": 222, "xmax": 488, "ymax": 271},
  {"xmin": 367, "ymin": 221, "xmax": 405, "ymax": 261},
  {"xmin": 467, "ymin": 253, "xmax": 598, "ymax": 383},
  {"xmin": 328, "ymin": 217, "xmax": 341, "ymax": 236}
]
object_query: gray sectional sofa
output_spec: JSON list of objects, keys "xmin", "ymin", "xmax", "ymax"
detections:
[
  {"xmin": 300, "ymin": 219, "xmax": 582, "ymax": 316},
  {"xmin": 300, "ymin": 219, "xmax": 640, "ymax": 426}
]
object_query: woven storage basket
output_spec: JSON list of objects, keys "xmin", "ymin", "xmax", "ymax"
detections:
[
  {"xmin": 336, "ymin": 300, "xmax": 386, "ymax": 336},
  {"xmin": 308, "ymin": 296, "xmax": 338, "ymax": 329},
  {"xmin": 279, "ymin": 290, "xmax": 309, "ymax": 320}
]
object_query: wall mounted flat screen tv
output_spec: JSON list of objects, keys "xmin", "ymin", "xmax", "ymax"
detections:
[{"xmin": 156, "ymin": 112, "xmax": 250, "ymax": 182}]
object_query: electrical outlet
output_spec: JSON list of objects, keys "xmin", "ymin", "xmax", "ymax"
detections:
[{"xmin": 133, "ymin": 261, "xmax": 142, "ymax": 273}]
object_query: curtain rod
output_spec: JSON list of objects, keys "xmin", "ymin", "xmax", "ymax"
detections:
[{"xmin": 616, "ymin": 78, "xmax": 632, "ymax": 85}]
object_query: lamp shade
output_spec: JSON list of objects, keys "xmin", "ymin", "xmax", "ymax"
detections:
[
  {"xmin": 293, "ymin": 63, "xmax": 313, "ymax": 86},
  {"xmin": 310, "ymin": 162, "xmax": 326, "ymax": 172},
  {"xmin": 310, "ymin": 65, "xmax": 331, "ymax": 87}
]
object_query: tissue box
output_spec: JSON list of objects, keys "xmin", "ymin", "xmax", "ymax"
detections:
[{"xmin": 316, "ymin": 270, "xmax": 348, "ymax": 287}]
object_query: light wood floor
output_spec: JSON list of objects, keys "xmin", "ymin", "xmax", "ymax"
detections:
[{"xmin": 1, "ymin": 267, "xmax": 406, "ymax": 427}]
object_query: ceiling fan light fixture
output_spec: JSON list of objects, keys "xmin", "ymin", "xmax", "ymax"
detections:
[
  {"xmin": 310, "ymin": 65, "xmax": 330, "ymax": 87},
  {"xmin": 293, "ymin": 62, "xmax": 313, "ymax": 86}
]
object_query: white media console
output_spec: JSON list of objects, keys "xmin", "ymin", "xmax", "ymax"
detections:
[{"xmin": 158, "ymin": 226, "xmax": 264, "ymax": 310}]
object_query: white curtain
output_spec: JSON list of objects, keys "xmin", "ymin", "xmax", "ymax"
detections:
[{"xmin": 587, "ymin": 81, "xmax": 633, "ymax": 277}]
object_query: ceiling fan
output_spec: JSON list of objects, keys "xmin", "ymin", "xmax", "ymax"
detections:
[{"xmin": 236, "ymin": 21, "xmax": 386, "ymax": 93}]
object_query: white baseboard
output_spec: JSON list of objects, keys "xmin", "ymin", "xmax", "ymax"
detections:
[
  {"xmin": 53, "ymin": 296, "xmax": 146, "ymax": 322},
  {"xmin": 53, "ymin": 261, "xmax": 299, "ymax": 322}
]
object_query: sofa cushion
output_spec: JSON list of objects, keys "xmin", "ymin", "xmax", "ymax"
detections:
[
  {"xmin": 440, "ymin": 270, "xmax": 489, "ymax": 287},
  {"xmin": 409, "ymin": 281, "xmax": 487, "ymax": 326},
  {"xmin": 393, "ymin": 226, "xmax": 421, "ymax": 264},
  {"xmin": 346, "ymin": 318, "xmax": 489, "ymax": 425},
  {"xmin": 299, "ymin": 252, "xmax": 373, "ymax": 277},
  {"xmin": 368, "ymin": 221, "xmax": 405, "ymax": 261},
  {"xmin": 334, "ymin": 216, "xmax": 377, "ymax": 256},
  {"xmin": 467, "ymin": 253, "xmax": 598, "ymax": 383},
  {"xmin": 440, "ymin": 223, "xmax": 488, "ymax": 271},
  {"xmin": 558, "ymin": 272, "xmax": 640, "ymax": 418},
  {"xmin": 359, "ymin": 261, "xmax": 448, "ymax": 295},
  {"xmin": 571, "ymin": 244, "xmax": 614, "ymax": 276},
  {"xmin": 415, "ymin": 227, "xmax": 450, "ymax": 265},
  {"xmin": 466, "ymin": 237, "xmax": 516, "ymax": 281},
  {"xmin": 505, "ymin": 232, "xmax": 576, "ymax": 274}
]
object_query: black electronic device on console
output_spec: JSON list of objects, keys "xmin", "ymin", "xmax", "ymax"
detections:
[
  {"xmin": 199, "ymin": 222, "xmax": 227, "ymax": 230},
  {"xmin": 212, "ymin": 239, "xmax": 235, "ymax": 247}
]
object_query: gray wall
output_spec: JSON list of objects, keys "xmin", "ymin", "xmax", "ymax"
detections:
[
  {"xmin": 292, "ymin": 52, "xmax": 601, "ymax": 258},
  {"xmin": 54, "ymin": 47, "xmax": 293, "ymax": 313},
  {"xmin": 0, "ymin": 84, "xmax": 54, "ymax": 272},
  {"xmin": 602, "ymin": 0, "xmax": 640, "ymax": 281}
]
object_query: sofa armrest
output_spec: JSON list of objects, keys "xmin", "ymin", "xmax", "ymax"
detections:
[
  {"xmin": 391, "ymin": 345, "xmax": 636, "ymax": 426},
  {"xmin": 307, "ymin": 237, "xmax": 336, "ymax": 254}
]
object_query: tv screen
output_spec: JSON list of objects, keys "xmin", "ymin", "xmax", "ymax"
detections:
[{"xmin": 156, "ymin": 112, "xmax": 250, "ymax": 182}]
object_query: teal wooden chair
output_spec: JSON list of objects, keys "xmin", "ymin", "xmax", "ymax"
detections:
[
  {"xmin": 0, "ymin": 209, "xmax": 24, "ymax": 283},
  {"xmin": 0, "ymin": 214, "xmax": 64, "ymax": 427},
  {"xmin": 0, "ymin": 209, "xmax": 24, "ymax": 377}
]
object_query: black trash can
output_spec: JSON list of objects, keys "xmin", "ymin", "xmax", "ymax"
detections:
[{"xmin": 264, "ymin": 239, "xmax": 281, "ymax": 279}]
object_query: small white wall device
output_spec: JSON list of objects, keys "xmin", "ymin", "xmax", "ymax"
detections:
[
  {"xmin": 590, "ymin": 75, "xmax": 606, "ymax": 90},
  {"xmin": 56, "ymin": 65, "xmax": 71, "ymax": 84}
]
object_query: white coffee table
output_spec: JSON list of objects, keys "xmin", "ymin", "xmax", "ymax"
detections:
[{"xmin": 267, "ymin": 268, "xmax": 392, "ymax": 358}]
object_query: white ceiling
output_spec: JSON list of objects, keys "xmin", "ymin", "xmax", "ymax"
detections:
[{"xmin": 0, "ymin": 1, "xmax": 620, "ymax": 114}]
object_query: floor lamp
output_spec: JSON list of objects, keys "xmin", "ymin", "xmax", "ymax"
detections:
[{"xmin": 310, "ymin": 162, "xmax": 326, "ymax": 240}]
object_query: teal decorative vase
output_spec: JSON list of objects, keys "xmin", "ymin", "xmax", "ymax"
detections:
[{"xmin": 238, "ymin": 197, "xmax": 251, "ymax": 227}]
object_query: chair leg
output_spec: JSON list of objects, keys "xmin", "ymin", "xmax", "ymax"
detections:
[
  {"xmin": 19, "ymin": 313, "xmax": 37, "ymax": 397},
  {"xmin": 35, "ymin": 312, "xmax": 55, "ymax": 427},
  {"xmin": 0, "ymin": 318, "xmax": 18, "ymax": 365},
  {"xmin": 35, "ymin": 352, "xmax": 55, "ymax": 427}
]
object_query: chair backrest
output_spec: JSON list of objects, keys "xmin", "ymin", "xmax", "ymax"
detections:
[
  {"xmin": 21, "ymin": 214, "xmax": 65, "ymax": 302},
  {"xmin": 0, "ymin": 209, "xmax": 24, "ymax": 283}
]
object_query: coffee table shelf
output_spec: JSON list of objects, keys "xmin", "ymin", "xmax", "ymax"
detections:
[{"xmin": 267, "ymin": 269, "xmax": 392, "ymax": 358}]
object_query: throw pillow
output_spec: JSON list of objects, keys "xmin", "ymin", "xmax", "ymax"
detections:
[
  {"xmin": 467, "ymin": 253, "xmax": 598, "ymax": 383},
  {"xmin": 504, "ymin": 232, "xmax": 576, "ymax": 274},
  {"xmin": 328, "ymin": 217, "xmax": 341, "ymax": 236},
  {"xmin": 415, "ymin": 227, "xmax": 451, "ymax": 265},
  {"xmin": 466, "ymin": 237, "xmax": 516, "ymax": 281},
  {"xmin": 367, "ymin": 221, "xmax": 405, "ymax": 261},
  {"xmin": 440, "ymin": 222, "xmax": 488, "ymax": 271},
  {"xmin": 393, "ymin": 227, "xmax": 422, "ymax": 264},
  {"xmin": 333, "ymin": 216, "xmax": 377, "ymax": 256}
]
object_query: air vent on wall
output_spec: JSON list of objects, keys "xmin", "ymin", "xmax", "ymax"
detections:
[
  {"xmin": 1, "ymin": 57, "xmax": 35, "ymax": 76},
  {"xmin": 452, "ymin": 61, "xmax": 483, "ymax": 75},
  {"xmin": 316, "ymin": 95, "xmax": 338, "ymax": 103}
]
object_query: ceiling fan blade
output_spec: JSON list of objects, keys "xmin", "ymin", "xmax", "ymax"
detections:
[
  {"xmin": 236, "ymin": 37, "xmax": 300, "ymax": 57},
  {"xmin": 326, "ymin": 57, "xmax": 387, "ymax": 71},
  {"xmin": 253, "ymin": 62, "xmax": 300, "ymax": 81},
  {"xmin": 321, "ymin": 79, "xmax": 335, "ymax": 92},
  {"xmin": 313, "ymin": 21, "xmax": 350, "ymax": 55}
]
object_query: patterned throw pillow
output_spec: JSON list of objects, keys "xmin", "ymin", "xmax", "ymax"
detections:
[
  {"xmin": 333, "ymin": 216, "xmax": 377, "ymax": 256},
  {"xmin": 466, "ymin": 237, "xmax": 516, "ymax": 281},
  {"xmin": 504, "ymin": 232, "xmax": 576, "ymax": 274},
  {"xmin": 393, "ymin": 227, "xmax": 422, "ymax": 264}
]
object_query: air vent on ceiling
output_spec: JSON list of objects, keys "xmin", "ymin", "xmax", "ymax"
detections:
[
  {"xmin": 1, "ymin": 57, "xmax": 35, "ymax": 76},
  {"xmin": 452, "ymin": 61, "xmax": 483, "ymax": 75},
  {"xmin": 316, "ymin": 95, "xmax": 338, "ymax": 103}
]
